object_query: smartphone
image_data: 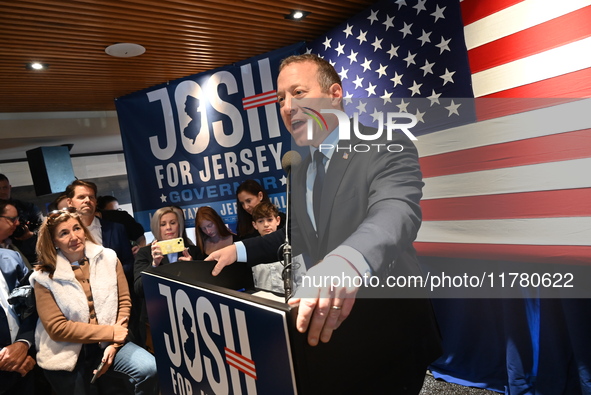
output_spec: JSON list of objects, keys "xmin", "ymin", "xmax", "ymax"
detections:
[
  {"xmin": 90, "ymin": 360, "xmax": 105, "ymax": 384},
  {"xmin": 158, "ymin": 237, "xmax": 185, "ymax": 255}
]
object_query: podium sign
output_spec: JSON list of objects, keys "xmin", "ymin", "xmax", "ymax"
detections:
[{"xmin": 142, "ymin": 269, "xmax": 298, "ymax": 395}]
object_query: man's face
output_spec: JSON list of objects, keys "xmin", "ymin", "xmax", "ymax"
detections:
[
  {"xmin": 67, "ymin": 186, "xmax": 97, "ymax": 217},
  {"xmin": 0, "ymin": 204, "xmax": 19, "ymax": 240},
  {"xmin": 0, "ymin": 180, "xmax": 11, "ymax": 200},
  {"xmin": 277, "ymin": 61, "xmax": 342, "ymax": 147}
]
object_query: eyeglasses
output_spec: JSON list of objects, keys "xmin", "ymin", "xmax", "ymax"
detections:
[
  {"xmin": 47, "ymin": 207, "xmax": 78, "ymax": 225},
  {"xmin": 0, "ymin": 215, "xmax": 19, "ymax": 224}
]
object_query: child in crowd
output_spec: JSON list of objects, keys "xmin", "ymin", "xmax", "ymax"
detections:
[{"xmin": 250, "ymin": 202, "xmax": 285, "ymax": 294}]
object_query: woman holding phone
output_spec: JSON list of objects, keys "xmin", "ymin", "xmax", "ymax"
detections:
[
  {"xmin": 133, "ymin": 206, "xmax": 203, "ymax": 346},
  {"xmin": 30, "ymin": 208, "xmax": 158, "ymax": 395}
]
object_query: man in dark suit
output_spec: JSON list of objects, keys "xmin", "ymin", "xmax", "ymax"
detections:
[
  {"xmin": 0, "ymin": 248, "xmax": 37, "ymax": 394},
  {"xmin": 207, "ymin": 54, "xmax": 441, "ymax": 394},
  {"xmin": 64, "ymin": 180, "xmax": 134, "ymax": 279}
]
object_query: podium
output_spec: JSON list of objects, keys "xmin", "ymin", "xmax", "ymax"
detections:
[{"xmin": 141, "ymin": 261, "xmax": 309, "ymax": 395}]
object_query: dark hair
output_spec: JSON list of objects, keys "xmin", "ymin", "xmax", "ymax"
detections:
[
  {"xmin": 47, "ymin": 194, "xmax": 68, "ymax": 212},
  {"xmin": 97, "ymin": 195, "xmax": 118, "ymax": 210},
  {"xmin": 65, "ymin": 180, "xmax": 98, "ymax": 199},
  {"xmin": 0, "ymin": 199, "xmax": 14, "ymax": 216},
  {"xmin": 251, "ymin": 201, "xmax": 279, "ymax": 222},
  {"xmin": 279, "ymin": 54, "xmax": 342, "ymax": 93},
  {"xmin": 235, "ymin": 180, "xmax": 271, "ymax": 237},
  {"xmin": 195, "ymin": 206, "xmax": 233, "ymax": 254},
  {"xmin": 0, "ymin": 174, "xmax": 8, "ymax": 183}
]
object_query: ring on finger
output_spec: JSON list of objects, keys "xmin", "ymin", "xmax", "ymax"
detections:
[{"xmin": 331, "ymin": 305, "xmax": 342, "ymax": 311}]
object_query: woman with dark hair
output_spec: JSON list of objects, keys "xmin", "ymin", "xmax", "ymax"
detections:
[
  {"xmin": 195, "ymin": 206, "xmax": 237, "ymax": 256},
  {"xmin": 133, "ymin": 206, "xmax": 203, "ymax": 347},
  {"xmin": 30, "ymin": 208, "xmax": 158, "ymax": 395},
  {"xmin": 235, "ymin": 180, "xmax": 285, "ymax": 239}
]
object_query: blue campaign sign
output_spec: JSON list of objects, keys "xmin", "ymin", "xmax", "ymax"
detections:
[
  {"xmin": 142, "ymin": 271, "xmax": 298, "ymax": 395},
  {"xmin": 115, "ymin": 43, "xmax": 305, "ymax": 231}
]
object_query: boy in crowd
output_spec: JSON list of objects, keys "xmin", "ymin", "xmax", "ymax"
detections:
[{"xmin": 250, "ymin": 202, "xmax": 285, "ymax": 294}]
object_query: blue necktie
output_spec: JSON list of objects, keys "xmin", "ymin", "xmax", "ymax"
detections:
[{"xmin": 313, "ymin": 150, "xmax": 326, "ymax": 226}]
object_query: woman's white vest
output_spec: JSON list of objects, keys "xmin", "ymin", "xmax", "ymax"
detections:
[{"xmin": 30, "ymin": 241, "xmax": 119, "ymax": 371}]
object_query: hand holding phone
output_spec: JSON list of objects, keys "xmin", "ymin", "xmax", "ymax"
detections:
[
  {"xmin": 90, "ymin": 360, "xmax": 105, "ymax": 384},
  {"xmin": 158, "ymin": 237, "xmax": 185, "ymax": 255}
]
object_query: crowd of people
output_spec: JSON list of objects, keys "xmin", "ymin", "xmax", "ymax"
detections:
[{"xmin": 1, "ymin": 173, "xmax": 284, "ymax": 394}]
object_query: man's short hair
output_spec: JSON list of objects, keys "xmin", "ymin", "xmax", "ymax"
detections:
[
  {"xmin": 279, "ymin": 54, "xmax": 342, "ymax": 93},
  {"xmin": 65, "ymin": 180, "xmax": 98, "ymax": 199},
  {"xmin": 251, "ymin": 201, "xmax": 280, "ymax": 221},
  {"xmin": 0, "ymin": 174, "xmax": 8, "ymax": 183}
]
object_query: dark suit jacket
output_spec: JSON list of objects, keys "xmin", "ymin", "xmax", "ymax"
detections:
[
  {"xmin": 243, "ymin": 123, "xmax": 442, "ymax": 393},
  {"xmin": 0, "ymin": 249, "xmax": 36, "ymax": 348},
  {"xmin": 99, "ymin": 217, "xmax": 135, "ymax": 281}
]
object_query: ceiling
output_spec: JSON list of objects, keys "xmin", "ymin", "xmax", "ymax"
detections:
[{"xmin": 0, "ymin": 0, "xmax": 374, "ymax": 161}]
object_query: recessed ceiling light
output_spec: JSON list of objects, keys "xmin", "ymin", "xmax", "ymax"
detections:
[
  {"xmin": 26, "ymin": 62, "xmax": 49, "ymax": 71},
  {"xmin": 285, "ymin": 10, "xmax": 310, "ymax": 20},
  {"xmin": 105, "ymin": 43, "xmax": 146, "ymax": 58}
]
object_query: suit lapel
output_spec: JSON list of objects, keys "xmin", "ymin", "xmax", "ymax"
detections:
[{"xmin": 292, "ymin": 155, "xmax": 318, "ymax": 257}]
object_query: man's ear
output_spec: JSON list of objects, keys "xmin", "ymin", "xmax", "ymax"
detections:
[
  {"xmin": 329, "ymin": 83, "xmax": 343, "ymax": 107},
  {"xmin": 252, "ymin": 221, "xmax": 256, "ymax": 228},
  {"xmin": 276, "ymin": 216, "xmax": 281, "ymax": 222}
]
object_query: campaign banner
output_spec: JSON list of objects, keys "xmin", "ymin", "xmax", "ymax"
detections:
[
  {"xmin": 116, "ymin": 43, "xmax": 305, "ymax": 230},
  {"xmin": 142, "ymin": 271, "xmax": 298, "ymax": 395}
]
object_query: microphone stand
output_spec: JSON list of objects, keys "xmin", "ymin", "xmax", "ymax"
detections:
[{"xmin": 282, "ymin": 167, "xmax": 293, "ymax": 302}]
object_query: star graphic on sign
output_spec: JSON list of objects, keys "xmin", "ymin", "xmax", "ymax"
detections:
[
  {"xmin": 414, "ymin": 108, "xmax": 426, "ymax": 123},
  {"xmin": 160, "ymin": 194, "xmax": 167, "ymax": 203},
  {"xmin": 338, "ymin": 66, "xmax": 349, "ymax": 81},
  {"xmin": 361, "ymin": 57, "xmax": 373, "ymax": 72},
  {"xmin": 375, "ymin": 63, "xmax": 388, "ymax": 78},
  {"xmin": 343, "ymin": 24, "xmax": 353, "ymax": 38},
  {"xmin": 370, "ymin": 108, "xmax": 383, "ymax": 123},
  {"xmin": 427, "ymin": 89, "xmax": 442, "ymax": 106},
  {"xmin": 431, "ymin": 5, "xmax": 446, "ymax": 22},
  {"xmin": 347, "ymin": 49, "xmax": 359, "ymax": 64},
  {"xmin": 420, "ymin": 59, "xmax": 435, "ymax": 76},
  {"xmin": 357, "ymin": 30, "xmax": 368, "ymax": 45},
  {"xmin": 417, "ymin": 30, "xmax": 432, "ymax": 46},
  {"xmin": 390, "ymin": 71, "xmax": 403, "ymax": 87},
  {"xmin": 399, "ymin": 22, "xmax": 413, "ymax": 38},
  {"xmin": 353, "ymin": 75, "xmax": 364, "ymax": 89},
  {"xmin": 371, "ymin": 37, "xmax": 383, "ymax": 52},
  {"xmin": 397, "ymin": 99, "xmax": 410, "ymax": 112},
  {"xmin": 365, "ymin": 82, "xmax": 377, "ymax": 96},
  {"xmin": 383, "ymin": 15, "xmax": 395, "ymax": 31},
  {"xmin": 408, "ymin": 80, "xmax": 422, "ymax": 96},
  {"xmin": 413, "ymin": 0, "xmax": 427, "ymax": 14},
  {"xmin": 403, "ymin": 51, "xmax": 417, "ymax": 67},
  {"xmin": 436, "ymin": 37, "xmax": 452, "ymax": 54},
  {"xmin": 323, "ymin": 37, "xmax": 332, "ymax": 50},
  {"xmin": 381, "ymin": 90, "xmax": 393, "ymax": 104},
  {"xmin": 335, "ymin": 42, "xmax": 345, "ymax": 56},
  {"xmin": 280, "ymin": 175, "xmax": 287, "ymax": 186},
  {"xmin": 386, "ymin": 44, "xmax": 399, "ymax": 59},
  {"xmin": 445, "ymin": 100, "xmax": 461, "ymax": 116},
  {"xmin": 356, "ymin": 101, "xmax": 367, "ymax": 114},
  {"xmin": 440, "ymin": 68, "xmax": 456, "ymax": 85},
  {"xmin": 367, "ymin": 9, "xmax": 379, "ymax": 25},
  {"xmin": 344, "ymin": 91, "xmax": 354, "ymax": 105}
]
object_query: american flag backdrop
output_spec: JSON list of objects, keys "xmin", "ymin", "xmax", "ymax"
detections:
[{"xmin": 305, "ymin": 0, "xmax": 591, "ymax": 265}]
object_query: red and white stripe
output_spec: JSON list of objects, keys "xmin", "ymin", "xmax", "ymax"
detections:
[
  {"xmin": 242, "ymin": 90, "xmax": 277, "ymax": 110},
  {"xmin": 415, "ymin": 0, "xmax": 591, "ymax": 265},
  {"xmin": 225, "ymin": 347, "xmax": 257, "ymax": 380}
]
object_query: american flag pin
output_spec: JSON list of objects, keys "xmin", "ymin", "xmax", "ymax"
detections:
[{"xmin": 343, "ymin": 152, "xmax": 349, "ymax": 160}]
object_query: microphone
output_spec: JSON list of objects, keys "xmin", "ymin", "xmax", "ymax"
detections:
[
  {"xmin": 281, "ymin": 150, "xmax": 302, "ymax": 173},
  {"xmin": 280, "ymin": 150, "xmax": 301, "ymax": 301}
]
